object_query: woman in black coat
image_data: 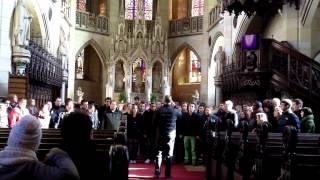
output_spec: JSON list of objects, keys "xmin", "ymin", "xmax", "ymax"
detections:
[{"xmin": 127, "ymin": 104, "xmax": 142, "ymax": 163}]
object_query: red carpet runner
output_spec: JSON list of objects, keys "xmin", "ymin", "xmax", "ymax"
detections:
[{"xmin": 129, "ymin": 162, "xmax": 206, "ymax": 180}]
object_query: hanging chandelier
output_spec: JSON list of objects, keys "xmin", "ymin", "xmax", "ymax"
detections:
[{"xmin": 220, "ymin": 0, "xmax": 300, "ymax": 17}]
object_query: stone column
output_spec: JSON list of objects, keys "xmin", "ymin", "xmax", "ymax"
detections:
[
  {"xmin": 214, "ymin": 76, "xmax": 223, "ymax": 106},
  {"xmin": 145, "ymin": 67, "xmax": 152, "ymax": 102},
  {"xmin": 125, "ymin": 63, "xmax": 132, "ymax": 102},
  {"xmin": 12, "ymin": 47, "xmax": 30, "ymax": 75},
  {"xmin": 0, "ymin": 0, "xmax": 15, "ymax": 96},
  {"xmin": 11, "ymin": 0, "xmax": 33, "ymax": 76}
]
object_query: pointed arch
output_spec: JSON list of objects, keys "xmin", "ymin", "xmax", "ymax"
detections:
[
  {"xmin": 130, "ymin": 46, "xmax": 148, "ymax": 66},
  {"xmin": 209, "ymin": 31, "xmax": 224, "ymax": 66},
  {"xmin": 170, "ymin": 42, "xmax": 201, "ymax": 72},
  {"xmin": 75, "ymin": 39, "xmax": 107, "ymax": 68},
  {"xmin": 114, "ymin": 57, "xmax": 129, "ymax": 75},
  {"xmin": 151, "ymin": 57, "xmax": 164, "ymax": 66},
  {"xmin": 24, "ymin": 0, "xmax": 49, "ymax": 39}
]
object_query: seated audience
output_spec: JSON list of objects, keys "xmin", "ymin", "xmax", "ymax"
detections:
[
  {"xmin": 272, "ymin": 106, "xmax": 282, "ymax": 132},
  {"xmin": 60, "ymin": 112, "xmax": 108, "ymax": 179},
  {"xmin": 87, "ymin": 101, "xmax": 99, "ymax": 130},
  {"xmin": 8, "ymin": 98, "xmax": 29, "ymax": 128},
  {"xmin": 300, "ymin": 107, "xmax": 316, "ymax": 133},
  {"xmin": 224, "ymin": 100, "xmax": 239, "ymax": 128},
  {"xmin": 292, "ymin": 98, "xmax": 303, "ymax": 121},
  {"xmin": 99, "ymin": 101, "xmax": 122, "ymax": 130},
  {"xmin": 278, "ymin": 99, "xmax": 300, "ymax": 132},
  {"xmin": 0, "ymin": 115, "xmax": 80, "ymax": 180},
  {"xmin": 27, "ymin": 98, "xmax": 39, "ymax": 117},
  {"xmin": 56, "ymin": 98, "xmax": 74, "ymax": 128},
  {"xmin": 49, "ymin": 97, "xmax": 65, "ymax": 128},
  {"xmin": 38, "ymin": 104, "xmax": 51, "ymax": 128}
]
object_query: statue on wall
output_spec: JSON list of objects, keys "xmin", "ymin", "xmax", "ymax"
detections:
[
  {"xmin": 134, "ymin": 67, "xmax": 143, "ymax": 93},
  {"xmin": 108, "ymin": 66, "xmax": 114, "ymax": 86},
  {"xmin": 152, "ymin": 63, "xmax": 162, "ymax": 92},
  {"xmin": 58, "ymin": 29, "xmax": 69, "ymax": 80},
  {"xmin": 12, "ymin": 0, "xmax": 32, "ymax": 48},
  {"xmin": 115, "ymin": 62, "xmax": 125, "ymax": 91},
  {"xmin": 11, "ymin": 0, "xmax": 33, "ymax": 75},
  {"xmin": 76, "ymin": 50, "xmax": 84, "ymax": 79},
  {"xmin": 214, "ymin": 46, "xmax": 226, "ymax": 77}
]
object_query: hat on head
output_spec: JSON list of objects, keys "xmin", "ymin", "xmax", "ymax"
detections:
[
  {"xmin": 7, "ymin": 115, "xmax": 42, "ymax": 151},
  {"xmin": 281, "ymin": 99, "xmax": 293, "ymax": 108}
]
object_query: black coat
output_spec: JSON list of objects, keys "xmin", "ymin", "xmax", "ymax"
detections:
[
  {"xmin": 127, "ymin": 114, "xmax": 142, "ymax": 139},
  {"xmin": 181, "ymin": 112, "xmax": 200, "ymax": 136},
  {"xmin": 155, "ymin": 104, "xmax": 181, "ymax": 136},
  {"xmin": 141, "ymin": 109, "xmax": 156, "ymax": 136},
  {"xmin": 61, "ymin": 141, "xmax": 108, "ymax": 180}
]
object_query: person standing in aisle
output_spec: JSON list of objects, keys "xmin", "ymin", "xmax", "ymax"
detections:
[{"xmin": 154, "ymin": 95, "xmax": 181, "ymax": 178}]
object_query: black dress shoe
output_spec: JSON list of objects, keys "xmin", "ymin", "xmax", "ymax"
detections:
[{"xmin": 155, "ymin": 169, "xmax": 160, "ymax": 178}]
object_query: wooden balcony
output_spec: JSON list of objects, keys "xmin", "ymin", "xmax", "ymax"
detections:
[
  {"xmin": 125, "ymin": 20, "xmax": 155, "ymax": 37},
  {"xmin": 76, "ymin": 10, "xmax": 109, "ymax": 35},
  {"xmin": 208, "ymin": 5, "xmax": 223, "ymax": 30},
  {"xmin": 169, "ymin": 16, "xmax": 203, "ymax": 37},
  {"xmin": 221, "ymin": 39, "xmax": 320, "ymax": 106}
]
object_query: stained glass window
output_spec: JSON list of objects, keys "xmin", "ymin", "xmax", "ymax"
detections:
[
  {"xmin": 125, "ymin": 0, "xmax": 153, "ymax": 20},
  {"xmin": 190, "ymin": 51, "xmax": 201, "ymax": 82},
  {"xmin": 191, "ymin": 0, "xmax": 204, "ymax": 17}
]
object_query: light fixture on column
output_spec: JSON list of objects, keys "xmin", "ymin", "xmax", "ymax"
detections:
[{"xmin": 220, "ymin": 0, "xmax": 300, "ymax": 17}]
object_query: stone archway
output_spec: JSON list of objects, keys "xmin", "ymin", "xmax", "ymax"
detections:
[
  {"xmin": 74, "ymin": 44, "xmax": 104, "ymax": 104},
  {"xmin": 171, "ymin": 47, "xmax": 201, "ymax": 103},
  {"xmin": 208, "ymin": 35, "xmax": 225, "ymax": 106}
]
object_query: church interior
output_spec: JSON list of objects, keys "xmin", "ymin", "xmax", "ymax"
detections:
[{"xmin": 1, "ymin": 0, "xmax": 320, "ymax": 179}]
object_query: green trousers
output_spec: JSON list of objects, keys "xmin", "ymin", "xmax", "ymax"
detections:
[{"xmin": 184, "ymin": 136, "xmax": 196, "ymax": 164}]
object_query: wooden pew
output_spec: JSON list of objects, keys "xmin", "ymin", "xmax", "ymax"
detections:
[
  {"xmin": 0, "ymin": 122, "xmax": 128, "ymax": 178},
  {"xmin": 207, "ymin": 122, "xmax": 320, "ymax": 180}
]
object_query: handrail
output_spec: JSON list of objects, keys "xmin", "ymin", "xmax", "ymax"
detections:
[
  {"xmin": 75, "ymin": 10, "xmax": 109, "ymax": 35},
  {"xmin": 267, "ymin": 39, "xmax": 320, "ymax": 100},
  {"xmin": 208, "ymin": 5, "xmax": 223, "ymax": 30},
  {"xmin": 124, "ymin": 20, "xmax": 155, "ymax": 37},
  {"xmin": 169, "ymin": 16, "xmax": 203, "ymax": 37}
]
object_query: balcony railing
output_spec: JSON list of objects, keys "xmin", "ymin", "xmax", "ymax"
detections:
[
  {"xmin": 209, "ymin": 5, "xmax": 223, "ymax": 30},
  {"xmin": 76, "ymin": 10, "xmax": 109, "ymax": 35},
  {"xmin": 169, "ymin": 16, "xmax": 203, "ymax": 37},
  {"xmin": 125, "ymin": 20, "xmax": 155, "ymax": 37}
]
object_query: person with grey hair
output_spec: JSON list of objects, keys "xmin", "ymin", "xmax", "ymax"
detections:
[{"xmin": 0, "ymin": 115, "xmax": 80, "ymax": 179}]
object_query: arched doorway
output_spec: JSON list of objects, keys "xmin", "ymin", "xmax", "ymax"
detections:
[
  {"xmin": 209, "ymin": 35, "xmax": 225, "ymax": 106},
  {"xmin": 171, "ymin": 48, "xmax": 201, "ymax": 103},
  {"xmin": 74, "ymin": 45, "xmax": 103, "ymax": 104}
]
